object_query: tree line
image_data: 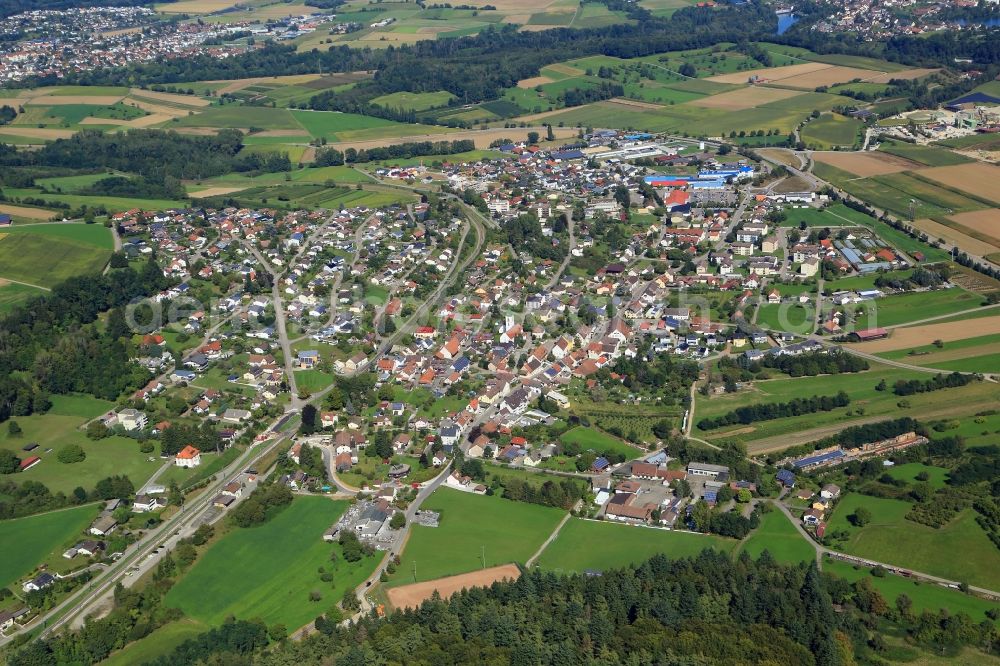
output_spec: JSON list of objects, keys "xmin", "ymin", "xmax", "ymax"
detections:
[
  {"xmin": 893, "ymin": 372, "xmax": 974, "ymax": 396},
  {"xmin": 313, "ymin": 139, "xmax": 476, "ymax": 167},
  {"xmin": 697, "ymin": 391, "xmax": 850, "ymax": 431},
  {"xmin": 760, "ymin": 349, "xmax": 870, "ymax": 377}
]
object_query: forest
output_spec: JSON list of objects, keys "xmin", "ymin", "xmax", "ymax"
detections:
[
  {"xmin": 12, "ymin": 549, "xmax": 999, "ymax": 665},
  {"xmin": 313, "ymin": 139, "xmax": 477, "ymax": 167},
  {"xmin": 0, "ymin": 130, "xmax": 288, "ymax": 189},
  {"xmin": 892, "ymin": 372, "xmax": 974, "ymax": 396},
  {"xmin": 0, "ymin": 257, "xmax": 168, "ymax": 426}
]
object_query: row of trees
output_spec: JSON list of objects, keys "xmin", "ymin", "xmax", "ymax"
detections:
[
  {"xmin": 313, "ymin": 139, "xmax": 477, "ymax": 167},
  {"xmin": 892, "ymin": 372, "xmax": 974, "ymax": 396},
  {"xmin": 697, "ymin": 391, "xmax": 851, "ymax": 431}
]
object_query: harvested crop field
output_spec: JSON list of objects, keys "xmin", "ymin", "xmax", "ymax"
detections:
[
  {"xmin": 386, "ymin": 564, "xmax": 521, "ymax": 610},
  {"xmin": 26, "ymin": 94, "xmax": 124, "ymax": 105},
  {"xmin": 123, "ymin": 113, "xmax": 174, "ymax": 128},
  {"xmin": 157, "ymin": 0, "xmax": 237, "ymax": 12},
  {"xmin": 129, "ymin": 88, "xmax": 210, "ymax": 107},
  {"xmin": 772, "ymin": 66, "xmax": 885, "ymax": 90},
  {"xmin": 919, "ymin": 163, "xmax": 1000, "ymax": 204},
  {"xmin": 865, "ymin": 68, "xmax": 938, "ymax": 83},
  {"xmin": 706, "ymin": 62, "xmax": 830, "ymax": 84},
  {"xmin": 911, "ymin": 218, "xmax": 999, "ymax": 257},
  {"xmin": 189, "ymin": 186, "xmax": 249, "ymax": 198},
  {"xmin": 948, "ymin": 209, "xmax": 1000, "ymax": 244},
  {"xmin": 812, "ymin": 151, "xmax": 924, "ymax": 177},
  {"xmin": 851, "ymin": 316, "xmax": 1000, "ymax": 352},
  {"xmin": 690, "ymin": 86, "xmax": 803, "ymax": 110},
  {"xmin": 604, "ymin": 97, "xmax": 666, "ymax": 111},
  {"xmin": 547, "ymin": 63, "xmax": 586, "ymax": 77},
  {"xmin": 517, "ymin": 76, "xmax": 555, "ymax": 88},
  {"xmin": 124, "ymin": 98, "xmax": 192, "ymax": 117},
  {"xmin": 0, "ymin": 203, "xmax": 55, "ymax": 220},
  {"xmin": 0, "ymin": 127, "xmax": 73, "ymax": 140}
]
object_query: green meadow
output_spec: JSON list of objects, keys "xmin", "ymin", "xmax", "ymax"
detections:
[
  {"xmin": 386, "ymin": 488, "xmax": 566, "ymax": 585},
  {"xmin": 739, "ymin": 507, "xmax": 816, "ymax": 565},
  {"xmin": 535, "ymin": 518, "xmax": 738, "ymax": 573},
  {"xmin": 0, "ymin": 412, "xmax": 160, "ymax": 494},
  {"xmin": 0, "ymin": 504, "xmax": 98, "ymax": 590},
  {"xmin": 826, "ymin": 494, "xmax": 1000, "ymax": 591},
  {"xmin": 164, "ymin": 497, "xmax": 378, "ymax": 631},
  {"xmin": 0, "ymin": 231, "xmax": 111, "ymax": 288}
]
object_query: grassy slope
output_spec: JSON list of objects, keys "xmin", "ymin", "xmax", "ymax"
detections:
[
  {"xmin": 826, "ymin": 494, "xmax": 1000, "ymax": 591},
  {"xmin": 0, "ymin": 233, "xmax": 110, "ymax": 287},
  {"xmin": 824, "ymin": 559, "xmax": 1000, "ymax": 624},
  {"xmin": 101, "ymin": 619, "xmax": 207, "ymax": 666},
  {"xmin": 1, "ymin": 223, "xmax": 113, "ymax": 249},
  {"xmin": 0, "ymin": 504, "xmax": 98, "ymax": 589}
]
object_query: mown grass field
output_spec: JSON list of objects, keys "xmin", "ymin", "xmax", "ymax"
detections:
[
  {"xmin": 370, "ymin": 91, "xmax": 455, "ymax": 111},
  {"xmin": 755, "ymin": 302, "xmax": 813, "ymax": 333},
  {"xmin": 2, "ymin": 187, "xmax": 187, "ymax": 214},
  {"xmin": 853, "ymin": 288, "xmax": 982, "ymax": 329},
  {"xmin": 294, "ymin": 369, "xmax": 335, "ymax": 393},
  {"xmin": 386, "ymin": 488, "xmax": 565, "ymax": 585},
  {"xmin": 826, "ymin": 494, "xmax": 1000, "ymax": 591},
  {"xmin": 877, "ymin": 140, "xmax": 972, "ymax": 167},
  {"xmin": 534, "ymin": 518, "xmax": 738, "ymax": 573},
  {"xmin": 882, "ymin": 463, "xmax": 949, "ymax": 489},
  {"xmin": 559, "ymin": 426, "xmax": 638, "ymax": 458},
  {"xmin": 1, "ymin": 222, "xmax": 114, "ymax": 249},
  {"xmin": 0, "ymin": 504, "xmax": 98, "ymax": 589},
  {"xmin": 0, "ymin": 412, "xmax": 160, "ymax": 494},
  {"xmin": 0, "ymin": 282, "xmax": 45, "ymax": 313},
  {"xmin": 164, "ymin": 497, "xmax": 377, "ymax": 631},
  {"xmin": 739, "ymin": 507, "xmax": 816, "ymax": 565},
  {"xmin": 813, "ymin": 162, "xmax": 988, "ymax": 221},
  {"xmin": 0, "ymin": 232, "xmax": 110, "ymax": 288},
  {"xmin": 823, "ymin": 559, "xmax": 1000, "ymax": 624},
  {"xmin": 801, "ymin": 113, "xmax": 863, "ymax": 149},
  {"xmin": 875, "ymin": 333, "xmax": 1000, "ymax": 374}
]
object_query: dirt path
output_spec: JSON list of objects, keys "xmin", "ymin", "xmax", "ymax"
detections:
[{"xmin": 526, "ymin": 511, "xmax": 571, "ymax": 568}]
